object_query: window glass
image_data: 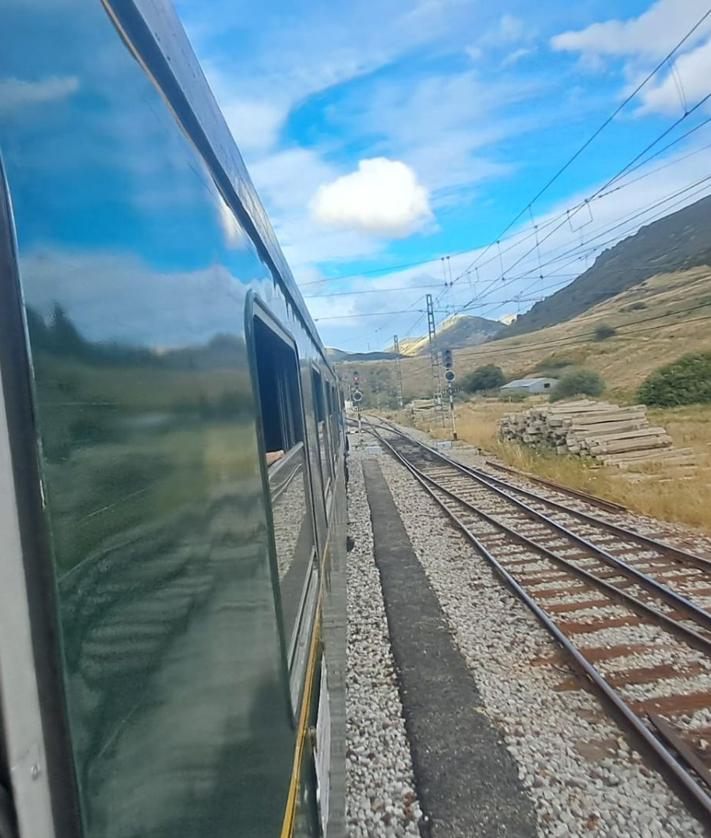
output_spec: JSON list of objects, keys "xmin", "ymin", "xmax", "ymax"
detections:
[
  {"xmin": 254, "ymin": 317, "xmax": 303, "ymax": 457},
  {"xmin": 311, "ymin": 369, "xmax": 332, "ymax": 491},
  {"xmin": 254, "ymin": 314, "xmax": 317, "ymax": 659}
]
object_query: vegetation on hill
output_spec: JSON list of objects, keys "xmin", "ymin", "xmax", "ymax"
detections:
[
  {"xmin": 461, "ymin": 364, "xmax": 506, "ymax": 393},
  {"xmin": 500, "ymin": 194, "xmax": 711, "ymax": 338},
  {"xmin": 550, "ymin": 370, "xmax": 605, "ymax": 402},
  {"xmin": 638, "ymin": 351, "xmax": 711, "ymax": 406},
  {"xmin": 594, "ymin": 323, "xmax": 617, "ymax": 341}
]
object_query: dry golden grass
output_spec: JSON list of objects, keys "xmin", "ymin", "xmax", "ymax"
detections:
[{"xmin": 405, "ymin": 398, "xmax": 711, "ymax": 535}]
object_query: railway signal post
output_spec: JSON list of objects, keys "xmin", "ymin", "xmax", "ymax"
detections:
[
  {"xmin": 443, "ymin": 348, "xmax": 457, "ymax": 441},
  {"xmin": 352, "ymin": 370, "xmax": 363, "ymax": 443}
]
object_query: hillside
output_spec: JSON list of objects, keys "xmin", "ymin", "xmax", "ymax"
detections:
[
  {"xmin": 502, "ymin": 194, "xmax": 711, "ymax": 338},
  {"xmin": 358, "ymin": 265, "xmax": 711, "ymax": 403},
  {"xmin": 398, "ymin": 314, "xmax": 502, "ymax": 356},
  {"xmin": 325, "ymin": 347, "xmax": 398, "ymax": 363}
]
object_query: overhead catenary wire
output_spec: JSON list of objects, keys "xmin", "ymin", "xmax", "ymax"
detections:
[
  {"xmin": 480, "ymin": 174, "xmax": 711, "ymax": 302},
  {"xmin": 395, "ymin": 301, "xmax": 711, "ymax": 375},
  {"xmin": 300, "ymin": 114, "xmax": 711, "ymax": 297},
  {"xmin": 451, "ymin": 7, "xmax": 711, "ymax": 285},
  {"xmin": 347, "ymin": 170, "xmax": 711, "ymax": 343},
  {"xmin": 456, "ymin": 168, "xmax": 711, "ymax": 314}
]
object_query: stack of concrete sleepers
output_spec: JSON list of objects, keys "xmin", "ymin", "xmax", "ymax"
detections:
[{"xmin": 499, "ymin": 399, "xmax": 696, "ymax": 471}]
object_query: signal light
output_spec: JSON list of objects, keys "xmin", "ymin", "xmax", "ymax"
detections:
[{"xmin": 442, "ymin": 348, "xmax": 453, "ymax": 369}]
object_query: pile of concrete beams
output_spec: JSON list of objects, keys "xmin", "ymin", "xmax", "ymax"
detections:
[{"xmin": 498, "ymin": 399, "xmax": 696, "ymax": 471}]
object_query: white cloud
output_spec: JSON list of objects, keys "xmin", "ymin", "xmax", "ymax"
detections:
[
  {"xmin": 303, "ymin": 138, "xmax": 711, "ymax": 349},
  {"xmin": 638, "ymin": 38, "xmax": 711, "ymax": 114},
  {"xmin": 248, "ymin": 147, "xmax": 389, "ymax": 269},
  {"xmin": 501, "ymin": 47, "xmax": 536, "ymax": 69},
  {"xmin": 331, "ymin": 69, "xmax": 538, "ymax": 204},
  {"xmin": 492, "ymin": 14, "xmax": 527, "ymax": 46},
  {"xmin": 310, "ymin": 158, "xmax": 433, "ymax": 238},
  {"xmin": 179, "ymin": 0, "xmax": 476, "ymax": 157},
  {"xmin": 551, "ymin": 1, "xmax": 711, "ymax": 116},
  {"xmin": 0, "ymin": 75, "xmax": 79, "ymax": 112},
  {"xmin": 551, "ymin": 0, "xmax": 711, "ymax": 59},
  {"xmin": 469, "ymin": 13, "xmax": 534, "ymax": 58},
  {"xmin": 219, "ymin": 97, "xmax": 286, "ymax": 153}
]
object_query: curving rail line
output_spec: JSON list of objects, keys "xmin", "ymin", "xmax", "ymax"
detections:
[{"xmin": 361, "ymin": 417, "xmax": 711, "ymax": 822}]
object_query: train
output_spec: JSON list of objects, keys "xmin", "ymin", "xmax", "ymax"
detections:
[{"xmin": 0, "ymin": 1, "xmax": 347, "ymax": 837}]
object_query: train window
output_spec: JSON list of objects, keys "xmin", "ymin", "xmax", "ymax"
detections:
[
  {"xmin": 311, "ymin": 368, "xmax": 333, "ymax": 494},
  {"xmin": 253, "ymin": 316, "xmax": 303, "ymax": 461},
  {"xmin": 312, "ymin": 368, "xmax": 326, "ymax": 424},
  {"xmin": 252, "ymin": 309, "xmax": 318, "ymax": 687},
  {"xmin": 327, "ymin": 384, "xmax": 339, "ymax": 466}
]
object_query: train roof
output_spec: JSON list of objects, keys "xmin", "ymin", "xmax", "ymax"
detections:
[{"xmin": 108, "ymin": 0, "xmax": 325, "ymax": 354}]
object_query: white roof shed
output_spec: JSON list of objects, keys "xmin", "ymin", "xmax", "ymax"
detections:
[{"xmin": 500, "ymin": 377, "xmax": 557, "ymax": 393}]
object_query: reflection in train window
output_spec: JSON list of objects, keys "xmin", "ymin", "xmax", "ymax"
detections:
[
  {"xmin": 253, "ymin": 311, "xmax": 318, "ymax": 677},
  {"xmin": 326, "ymin": 384, "xmax": 339, "ymax": 467},
  {"xmin": 254, "ymin": 316, "xmax": 303, "ymax": 463},
  {"xmin": 311, "ymin": 368, "xmax": 333, "ymax": 494}
]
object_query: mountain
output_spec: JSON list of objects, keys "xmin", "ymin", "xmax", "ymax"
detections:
[
  {"xmin": 500, "ymin": 194, "xmax": 711, "ymax": 339},
  {"xmin": 398, "ymin": 314, "xmax": 503, "ymax": 356},
  {"xmin": 325, "ymin": 347, "xmax": 398, "ymax": 363}
]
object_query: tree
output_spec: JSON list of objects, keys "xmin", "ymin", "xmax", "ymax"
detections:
[
  {"xmin": 638, "ymin": 352, "xmax": 711, "ymax": 406},
  {"xmin": 461, "ymin": 364, "xmax": 506, "ymax": 393},
  {"xmin": 550, "ymin": 369, "xmax": 604, "ymax": 402}
]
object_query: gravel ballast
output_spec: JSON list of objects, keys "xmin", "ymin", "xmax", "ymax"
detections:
[
  {"xmin": 366, "ymin": 434, "xmax": 706, "ymax": 837},
  {"xmin": 345, "ymin": 451, "xmax": 422, "ymax": 837}
]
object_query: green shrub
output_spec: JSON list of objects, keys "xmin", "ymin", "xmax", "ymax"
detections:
[
  {"xmin": 637, "ymin": 351, "xmax": 711, "ymax": 406},
  {"xmin": 594, "ymin": 323, "xmax": 617, "ymax": 341},
  {"xmin": 621, "ymin": 301, "xmax": 647, "ymax": 312},
  {"xmin": 501, "ymin": 390, "xmax": 529, "ymax": 403},
  {"xmin": 550, "ymin": 369, "xmax": 605, "ymax": 402},
  {"xmin": 534, "ymin": 349, "xmax": 588, "ymax": 371},
  {"xmin": 462, "ymin": 364, "xmax": 506, "ymax": 393}
]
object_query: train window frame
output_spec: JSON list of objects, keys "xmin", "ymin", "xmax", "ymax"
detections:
[
  {"xmin": 311, "ymin": 365, "xmax": 333, "ymax": 496},
  {"xmin": 0, "ymin": 157, "xmax": 83, "ymax": 837},
  {"xmin": 245, "ymin": 293, "xmax": 321, "ymax": 711},
  {"xmin": 327, "ymin": 382, "xmax": 340, "ymax": 466},
  {"xmin": 252, "ymin": 312, "xmax": 304, "ymax": 463}
]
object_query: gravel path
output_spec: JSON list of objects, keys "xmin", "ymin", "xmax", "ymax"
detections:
[
  {"xmin": 346, "ymin": 450, "xmax": 422, "ymax": 837},
  {"xmin": 372, "ymin": 440, "xmax": 706, "ymax": 838}
]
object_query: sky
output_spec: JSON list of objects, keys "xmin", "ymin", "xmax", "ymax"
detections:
[{"xmin": 174, "ymin": 0, "xmax": 711, "ymax": 351}]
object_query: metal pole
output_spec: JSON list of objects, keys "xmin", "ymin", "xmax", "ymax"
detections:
[
  {"xmin": 425, "ymin": 294, "xmax": 445, "ymax": 425},
  {"xmin": 448, "ymin": 381, "xmax": 457, "ymax": 440},
  {"xmin": 393, "ymin": 334, "xmax": 404, "ymax": 409}
]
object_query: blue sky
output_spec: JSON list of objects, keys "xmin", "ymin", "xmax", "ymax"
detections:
[{"xmin": 175, "ymin": 0, "xmax": 711, "ymax": 351}]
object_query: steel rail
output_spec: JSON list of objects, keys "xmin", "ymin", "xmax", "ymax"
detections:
[
  {"xmin": 483, "ymin": 459, "xmax": 629, "ymax": 514},
  {"xmin": 375, "ymin": 428, "xmax": 711, "ymax": 634},
  {"xmin": 364, "ymin": 422, "xmax": 711, "ymax": 820},
  {"xmin": 373, "ymin": 415, "xmax": 711, "ymax": 574},
  {"xmin": 384, "ymin": 441, "xmax": 711, "ymax": 654}
]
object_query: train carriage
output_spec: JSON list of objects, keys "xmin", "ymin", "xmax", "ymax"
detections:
[{"xmin": 0, "ymin": 1, "xmax": 347, "ymax": 836}]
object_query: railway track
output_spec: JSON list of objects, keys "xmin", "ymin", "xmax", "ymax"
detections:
[{"xmin": 363, "ymin": 417, "xmax": 711, "ymax": 822}]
